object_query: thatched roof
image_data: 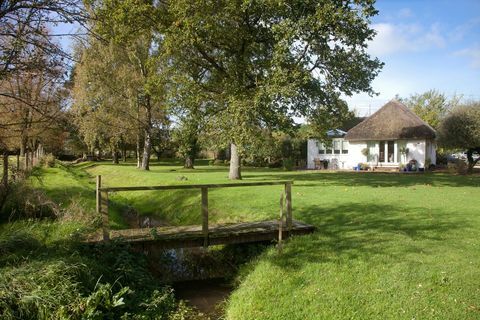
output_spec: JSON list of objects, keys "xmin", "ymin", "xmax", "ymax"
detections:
[{"xmin": 344, "ymin": 100, "xmax": 436, "ymax": 141}]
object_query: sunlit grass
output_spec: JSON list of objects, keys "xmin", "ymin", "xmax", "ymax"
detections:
[{"xmin": 21, "ymin": 159, "xmax": 480, "ymax": 319}]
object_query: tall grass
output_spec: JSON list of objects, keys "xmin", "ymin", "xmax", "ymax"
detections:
[{"xmin": 0, "ymin": 163, "xmax": 199, "ymax": 319}]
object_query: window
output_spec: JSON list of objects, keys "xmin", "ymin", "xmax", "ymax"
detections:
[
  {"xmin": 333, "ymin": 140, "xmax": 341, "ymax": 154},
  {"xmin": 342, "ymin": 140, "xmax": 349, "ymax": 154},
  {"xmin": 318, "ymin": 142, "xmax": 325, "ymax": 154}
]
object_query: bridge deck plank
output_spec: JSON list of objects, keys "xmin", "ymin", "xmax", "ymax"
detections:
[{"xmin": 85, "ymin": 219, "xmax": 314, "ymax": 248}]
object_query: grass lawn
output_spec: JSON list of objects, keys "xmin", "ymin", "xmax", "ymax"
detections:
[{"xmin": 7, "ymin": 159, "xmax": 479, "ymax": 319}]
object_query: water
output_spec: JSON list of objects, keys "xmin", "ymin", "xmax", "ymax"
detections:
[{"xmin": 173, "ymin": 278, "xmax": 233, "ymax": 315}]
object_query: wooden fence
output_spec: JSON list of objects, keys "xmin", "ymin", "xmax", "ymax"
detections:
[{"xmin": 96, "ymin": 176, "xmax": 293, "ymax": 247}]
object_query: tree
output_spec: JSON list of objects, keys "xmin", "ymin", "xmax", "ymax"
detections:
[
  {"xmin": 83, "ymin": 0, "xmax": 167, "ymax": 170},
  {"xmin": 163, "ymin": 0, "xmax": 382, "ymax": 179},
  {"xmin": 400, "ymin": 90, "xmax": 460, "ymax": 129},
  {"xmin": 438, "ymin": 101, "xmax": 480, "ymax": 172},
  {"xmin": 1, "ymin": 0, "xmax": 86, "ymax": 80},
  {"xmin": 0, "ymin": 29, "xmax": 67, "ymax": 169}
]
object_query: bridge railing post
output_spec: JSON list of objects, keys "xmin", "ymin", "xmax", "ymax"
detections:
[
  {"xmin": 285, "ymin": 182, "xmax": 292, "ymax": 231},
  {"xmin": 96, "ymin": 175, "xmax": 110, "ymax": 241},
  {"xmin": 201, "ymin": 187, "xmax": 209, "ymax": 247}
]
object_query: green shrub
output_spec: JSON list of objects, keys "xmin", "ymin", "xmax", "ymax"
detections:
[
  {"xmin": 39, "ymin": 154, "xmax": 56, "ymax": 168},
  {"xmin": 282, "ymin": 158, "xmax": 294, "ymax": 171},
  {"xmin": 1, "ymin": 181, "xmax": 60, "ymax": 220},
  {"xmin": 447, "ymin": 160, "xmax": 468, "ymax": 174},
  {"xmin": 360, "ymin": 163, "xmax": 370, "ymax": 170},
  {"xmin": 213, "ymin": 159, "xmax": 224, "ymax": 166}
]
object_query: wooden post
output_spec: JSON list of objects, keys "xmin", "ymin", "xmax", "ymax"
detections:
[
  {"xmin": 96, "ymin": 176, "xmax": 110, "ymax": 241},
  {"xmin": 96, "ymin": 175, "xmax": 101, "ymax": 215},
  {"xmin": 278, "ymin": 193, "xmax": 284, "ymax": 253},
  {"xmin": 285, "ymin": 182, "xmax": 292, "ymax": 231},
  {"xmin": 201, "ymin": 187, "xmax": 209, "ymax": 248},
  {"xmin": 101, "ymin": 191, "xmax": 110, "ymax": 241}
]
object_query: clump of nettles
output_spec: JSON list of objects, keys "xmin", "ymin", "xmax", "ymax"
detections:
[{"xmin": 0, "ymin": 229, "xmax": 198, "ymax": 319}]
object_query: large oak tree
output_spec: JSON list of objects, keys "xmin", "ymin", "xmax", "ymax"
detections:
[{"xmin": 163, "ymin": 0, "xmax": 383, "ymax": 179}]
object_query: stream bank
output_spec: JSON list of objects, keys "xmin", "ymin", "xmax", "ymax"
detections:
[
  {"xmin": 141, "ymin": 243, "xmax": 269, "ymax": 318},
  {"xmin": 122, "ymin": 209, "xmax": 271, "ymax": 317}
]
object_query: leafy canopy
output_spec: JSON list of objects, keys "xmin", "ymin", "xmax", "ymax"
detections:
[{"xmin": 163, "ymin": 0, "xmax": 383, "ymax": 148}]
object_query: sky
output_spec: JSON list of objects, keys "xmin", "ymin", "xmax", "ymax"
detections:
[
  {"xmin": 347, "ymin": 0, "xmax": 480, "ymax": 116},
  {"xmin": 53, "ymin": 1, "xmax": 480, "ymax": 117}
]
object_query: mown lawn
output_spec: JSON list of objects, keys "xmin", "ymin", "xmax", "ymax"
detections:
[
  {"xmin": 14, "ymin": 160, "xmax": 480, "ymax": 319},
  {"xmin": 80, "ymin": 160, "xmax": 480, "ymax": 319}
]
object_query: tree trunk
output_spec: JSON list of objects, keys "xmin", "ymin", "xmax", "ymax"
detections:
[
  {"xmin": 24, "ymin": 151, "xmax": 29, "ymax": 170},
  {"xmin": 136, "ymin": 135, "xmax": 141, "ymax": 168},
  {"xmin": 467, "ymin": 148, "xmax": 480, "ymax": 173},
  {"xmin": 229, "ymin": 143, "xmax": 242, "ymax": 180},
  {"xmin": 20, "ymin": 134, "xmax": 27, "ymax": 157},
  {"xmin": 141, "ymin": 130, "xmax": 151, "ymax": 170},
  {"xmin": 184, "ymin": 155, "xmax": 194, "ymax": 169},
  {"xmin": 140, "ymin": 97, "xmax": 153, "ymax": 171},
  {"xmin": 112, "ymin": 149, "xmax": 119, "ymax": 164},
  {"xmin": 1, "ymin": 152, "xmax": 8, "ymax": 190},
  {"xmin": 0, "ymin": 151, "xmax": 8, "ymax": 213}
]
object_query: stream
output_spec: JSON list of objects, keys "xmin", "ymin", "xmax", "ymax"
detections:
[
  {"xmin": 143, "ymin": 245, "xmax": 267, "ymax": 317},
  {"xmin": 173, "ymin": 278, "xmax": 232, "ymax": 315},
  {"xmin": 126, "ymin": 212, "xmax": 269, "ymax": 317}
]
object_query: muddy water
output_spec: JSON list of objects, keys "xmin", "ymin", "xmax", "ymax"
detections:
[
  {"xmin": 173, "ymin": 278, "xmax": 232, "ymax": 315},
  {"xmin": 128, "ymin": 213, "xmax": 267, "ymax": 317}
]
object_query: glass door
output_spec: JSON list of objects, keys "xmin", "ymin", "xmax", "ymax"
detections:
[
  {"xmin": 387, "ymin": 141, "xmax": 394, "ymax": 163},
  {"xmin": 379, "ymin": 141, "xmax": 385, "ymax": 162}
]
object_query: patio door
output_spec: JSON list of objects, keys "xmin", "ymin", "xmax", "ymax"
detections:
[
  {"xmin": 379, "ymin": 141, "xmax": 385, "ymax": 162},
  {"xmin": 379, "ymin": 141, "xmax": 395, "ymax": 163}
]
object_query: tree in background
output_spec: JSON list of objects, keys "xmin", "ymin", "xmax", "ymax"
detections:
[
  {"xmin": 399, "ymin": 90, "xmax": 460, "ymax": 129},
  {"xmin": 1, "ymin": 0, "xmax": 86, "ymax": 80},
  {"xmin": 0, "ymin": 29, "xmax": 67, "ymax": 170},
  {"xmin": 163, "ymin": 0, "xmax": 383, "ymax": 179},
  {"xmin": 438, "ymin": 101, "xmax": 480, "ymax": 172},
  {"xmin": 73, "ymin": 0, "xmax": 168, "ymax": 170}
]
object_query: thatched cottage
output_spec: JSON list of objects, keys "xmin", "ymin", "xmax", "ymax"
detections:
[{"xmin": 307, "ymin": 100, "xmax": 437, "ymax": 170}]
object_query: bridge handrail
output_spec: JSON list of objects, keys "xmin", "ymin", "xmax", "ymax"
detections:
[
  {"xmin": 95, "ymin": 176, "xmax": 293, "ymax": 246},
  {"xmin": 99, "ymin": 180, "xmax": 293, "ymax": 192}
]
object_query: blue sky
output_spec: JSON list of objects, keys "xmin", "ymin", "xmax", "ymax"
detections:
[
  {"xmin": 347, "ymin": 0, "xmax": 480, "ymax": 115},
  {"xmin": 54, "ymin": 1, "xmax": 480, "ymax": 116}
]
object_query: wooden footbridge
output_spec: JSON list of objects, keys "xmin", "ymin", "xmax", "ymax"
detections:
[{"xmin": 91, "ymin": 176, "xmax": 315, "ymax": 249}]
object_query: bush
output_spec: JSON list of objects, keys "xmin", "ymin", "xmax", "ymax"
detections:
[
  {"xmin": 1, "ymin": 181, "xmax": 60, "ymax": 220},
  {"xmin": 360, "ymin": 163, "xmax": 370, "ymax": 170},
  {"xmin": 213, "ymin": 159, "xmax": 225, "ymax": 166},
  {"xmin": 282, "ymin": 158, "xmax": 294, "ymax": 171},
  {"xmin": 39, "ymin": 154, "xmax": 56, "ymax": 168},
  {"xmin": 447, "ymin": 160, "xmax": 468, "ymax": 175}
]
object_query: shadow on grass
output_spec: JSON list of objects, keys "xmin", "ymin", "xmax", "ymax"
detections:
[
  {"xmin": 270, "ymin": 202, "xmax": 463, "ymax": 271},
  {"xmin": 109, "ymin": 188, "xmax": 202, "ymax": 226},
  {"xmin": 243, "ymin": 171, "xmax": 480, "ymax": 188}
]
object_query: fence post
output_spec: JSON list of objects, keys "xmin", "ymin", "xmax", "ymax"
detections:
[
  {"xmin": 285, "ymin": 182, "xmax": 292, "ymax": 231},
  {"xmin": 96, "ymin": 175, "xmax": 101, "ymax": 214},
  {"xmin": 278, "ymin": 193, "xmax": 284, "ymax": 253},
  {"xmin": 96, "ymin": 175, "xmax": 110, "ymax": 241},
  {"xmin": 201, "ymin": 187, "xmax": 209, "ymax": 248},
  {"xmin": 101, "ymin": 191, "xmax": 110, "ymax": 241}
]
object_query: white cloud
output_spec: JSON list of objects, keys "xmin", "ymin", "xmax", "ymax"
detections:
[
  {"xmin": 368, "ymin": 22, "xmax": 446, "ymax": 56},
  {"xmin": 454, "ymin": 45, "xmax": 480, "ymax": 68}
]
